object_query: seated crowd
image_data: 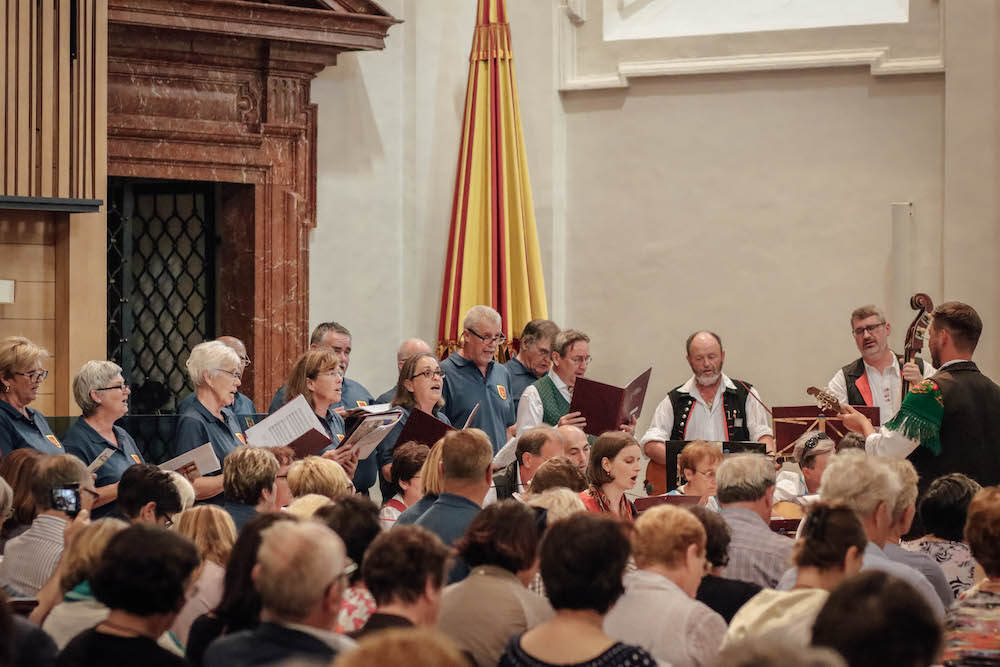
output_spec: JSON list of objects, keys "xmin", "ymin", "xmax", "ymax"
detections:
[{"xmin": 0, "ymin": 306, "xmax": 997, "ymax": 667}]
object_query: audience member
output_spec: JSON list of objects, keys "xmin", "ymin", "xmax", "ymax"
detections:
[
  {"xmin": 523, "ymin": 487, "xmax": 586, "ymax": 598},
  {"xmin": 0, "ymin": 478, "xmax": 11, "ymax": 532},
  {"xmin": 117, "ymin": 464, "xmax": 182, "ymax": 525},
  {"xmin": 835, "ymin": 432, "xmax": 866, "ymax": 453},
  {"xmin": 723, "ymin": 504, "xmax": 865, "ymax": 648},
  {"xmin": 881, "ymin": 459, "xmax": 953, "ymax": 606},
  {"xmin": 268, "ymin": 446, "xmax": 295, "ymax": 509},
  {"xmin": 0, "ymin": 336, "xmax": 62, "ymax": 456},
  {"xmin": 372, "ymin": 337, "xmax": 434, "ymax": 405},
  {"xmin": 689, "ymin": 505, "xmax": 762, "ymax": 624},
  {"xmin": 379, "ymin": 442, "xmax": 429, "ymax": 529},
  {"xmin": 439, "ymin": 305, "xmax": 516, "ymax": 452},
  {"xmin": 170, "ymin": 506, "xmax": 237, "ymax": 647},
  {"xmin": 556, "ymin": 424, "xmax": 590, "ymax": 471},
  {"xmin": 604, "ymin": 504, "xmax": 726, "ymax": 666},
  {"xmin": 504, "ymin": 319, "xmax": 560, "ymax": 412},
  {"xmin": 0, "ymin": 590, "xmax": 59, "ymax": 666},
  {"xmin": 669, "ymin": 440, "xmax": 725, "ymax": 511},
  {"xmin": 525, "ymin": 456, "xmax": 587, "ymax": 494},
  {"xmin": 579, "ymin": 431, "xmax": 640, "ymax": 520},
  {"xmin": 415, "ymin": 428, "xmax": 493, "ymax": 548},
  {"xmin": 498, "ymin": 513, "xmax": 656, "ymax": 667},
  {"xmin": 486, "ymin": 426, "xmax": 565, "ymax": 504},
  {"xmin": 62, "ymin": 360, "xmax": 144, "ymax": 518},
  {"xmin": 186, "ymin": 513, "xmax": 296, "ymax": 667},
  {"xmin": 713, "ymin": 638, "xmax": 847, "ymax": 667},
  {"xmin": 394, "ymin": 442, "xmax": 444, "ymax": 526},
  {"xmin": 39, "ymin": 519, "xmax": 130, "ymax": 647},
  {"xmin": 283, "ymin": 349, "xmax": 358, "ymax": 481},
  {"xmin": 287, "ymin": 455, "xmax": 353, "ymax": 503},
  {"xmin": 202, "ymin": 520, "xmax": 355, "ymax": 666},
  {"xmin": 166, "ymin": 471, "xmax": 195, "ymax": 512},
  {"xmin": 903, "ymin": 472, "xmax": 984, "ymax": 597},
  {"xmin": 940, "ymin": 485, "xmax": 1000, "ymax": 665},
  {"xmin": 0, "ymin": 448, "xmax": 42, "ymax": 551},
  {"xmin": 314, "ymin": 497, "xmax": 382, "ymax": 634},
  {"xmin": 774, "ymin": 431, "xmax": 833, "ymax": 503},
  {"xmin": 351, "ymin": 525, "xmax": 450, "ymax": 639},
  {"xmin": 0, "ymin": 454, "xmax": 97, "ymax": 596},
  {"xmin": 221, "ymin": 447, "xmax": 278, "ymax": 531},
  {"xmin": 333, "ymin": 628, "xmax": 467, "ymax": 667},
  {"xmin": 170, "ymin": 340, "xmax": 247, "ymax": 501},
  {"xmin": 439, "ymin": 501, "xmax": 553, "ymax": 667},
  {"xmin": 56, "ymin": 525, "xmax": 201, "ymax": 667},
  {"xmin": 177, "ymin": 336, "xmax": 255, "ymax": 416},
  {"xmin": 716, "ymin": 453, "xmax": 793, "ymax": 587},
  {"xmin": 811, "ymin": 571, "xmax": 942, "ymax": 667},
  {"xmin": 285, "ymin": 493, "xmax": 334, "ymax": 519}
]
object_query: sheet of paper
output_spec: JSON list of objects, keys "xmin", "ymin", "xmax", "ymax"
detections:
[
  {"xmin": 341, "ymin": 411, "xmax": 403, "ymax": 460},
  {"xmin": 245, "ymin": 394, "xmax": 331, "ymax": 449},
  {"xmin": 159, "ymin": 443, "xmax": 221, "ymax": 480},
  {"xmin": 463, "ymin": 402, "xmax": 481, "ymax": 429},
  {"xmin": 87, "ymin": 447, "xmax": 116, "ymax": 474}
]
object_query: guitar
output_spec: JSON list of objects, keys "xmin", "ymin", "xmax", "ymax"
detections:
[
  {"xmin": 806, "ymin": 386, "xmax": 846, "ymax": 414},
  {"xmin": 644, "ymin": 459, "xmax": 671, "ymax": 497}
]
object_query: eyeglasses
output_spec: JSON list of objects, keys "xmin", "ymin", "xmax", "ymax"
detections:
[
  {"xmin": 240, "ymin": 356, "xmax": 252, "ymax": 367},
  {"xmin": 15, "ymin": 370, "xmax": 48, "ymax": 383},
  {"xmin": 694, "ymin": 469, "xmax": 716, "ymax": 479},
  {"xmin": 215, "ymin": 368, "xmax": 243, "ymax": 380},
  {"xmin": 412, "ymin": 369, "xmax": 445, "ymax": 380},
  {"xmin": 309, "ymin": 370, "xmax": 344, "ymax": 380},
  {"xmin": 568, "ymin": 356, "xmax": 592, "ymax": 366},
  {"xmin": 466, "ymin": 329, "xmax": 507, "ymax": 346},
  {"xmin": 803, "ymin": 434, "xmax": 829, "ymax": 451},
  {"xmin": 852, "ymin": 323, "xmax": 886, "ymax": 337},
  {"xmin": 96, "ymin": 382, "xmax": 130, "ymax": 392},
  {"xmin": 158, "ymin": 512, "xmax": 176, "ymax": 528}
]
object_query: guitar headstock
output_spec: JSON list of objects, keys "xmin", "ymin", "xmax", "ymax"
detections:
[{"xmin": 806, "ymin": 386, "xmax": 843, "ymax": 413}]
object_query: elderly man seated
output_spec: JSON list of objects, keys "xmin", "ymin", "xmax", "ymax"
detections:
[
  {"xmin": 775, "ymin": 451, "xmax": 945, "ymax": 619},
  {"xmin": 773, "ymin": 430, "xmax": 834, "ymax": 503},
  {"xmin": 484, "ymin": 426, "xmax": 565, "ymax": 505},
  {"xmin": 716, "ymin": 453, "xmax": 794, "ymax": 588}
]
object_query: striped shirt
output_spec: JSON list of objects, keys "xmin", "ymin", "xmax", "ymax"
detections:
[
  {"xmin": 0, "ymin": 514, "xmax": 67, "ymax": 596},
  {"xmin": 721, "ymin": 507, "xmax": 794, "ymax": 588}
]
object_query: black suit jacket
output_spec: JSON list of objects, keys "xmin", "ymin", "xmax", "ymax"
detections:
[{"xmin": 203, "ymin": 621, "xmax": 338, "ymax": 667}]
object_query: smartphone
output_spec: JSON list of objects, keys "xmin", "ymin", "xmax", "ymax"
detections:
[{"xmin": 50, "ymin": 484, "xmax": 81, "ymax": 518}]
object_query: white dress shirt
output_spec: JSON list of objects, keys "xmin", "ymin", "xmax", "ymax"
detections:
[
  {"xmin": 640, "ymin": 374, "xmax": 772, "ymax": 449},
  {"xmin": 826, "ymin": 351, "xmax": 935, "ymax": 425},
  {"xmin": 863, "ymin": 359, "xmax": 965, "ymax": 459},
  {"xmin": 515, "ymin": 370, "xmax": 571, "ymax": 436}
]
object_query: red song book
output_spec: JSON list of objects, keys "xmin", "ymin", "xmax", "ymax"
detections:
[
  {"xmin": 396, "ymin": 408, "xmax": 455, "ymax": 449},
  {"xmin": 569, "ymin": 368, "xmax": 652, "ymax": 437}
]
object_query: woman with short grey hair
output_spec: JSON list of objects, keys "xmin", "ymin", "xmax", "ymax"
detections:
[
  {"xmin": 61, "ymin": 360, "xmax": 144, "ymax": 518},
  {"xmin": 170, "ymin": 341, "xmax": 247, "ymax": 502}
]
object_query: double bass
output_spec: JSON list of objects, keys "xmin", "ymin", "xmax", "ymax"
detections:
[{"xmin": 901, "ymin": 293, "xmax": 934, "ymax": 398}]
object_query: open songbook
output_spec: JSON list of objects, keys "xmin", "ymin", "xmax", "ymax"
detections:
[
  {"xmin": 395, "ymin": 407, "xmax": 454, "ymax": 448},
  {"xmin": 340, "ymin": 406, "xmax": 405, "ymax": 461},
  {"xmin": 569, "ymin": 368, "xmax": 652, "ymax": 437},
  {"xmin": 159, "ymin": 443, "xmax": 222, "ymax": 482},
  {"xmin": 245, "ymin": 394, "xmax": 332, "ymax": 458}
]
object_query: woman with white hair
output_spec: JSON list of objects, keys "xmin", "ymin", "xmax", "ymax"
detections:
[
  {"xmin": 169, "ymin": 341, "xmax": 248, "ymax": 502},
  {"xmin": 62, "ymin": 361, "xmax": 144, "ymax": 517}
]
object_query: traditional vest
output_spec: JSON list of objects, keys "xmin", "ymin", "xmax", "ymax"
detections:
[
  {"xmin": 842, "ymin": 355, "xmax": 925, "ymax": 407},
  {"xmin": 492, "ymin": 461, "xmax": 520, "ymax": 501},
  {"xmin": 908, "ymin": 362, "xmax": 1000, "ymax": 495},
  {"xmin": 668, "ymin": 379, "xmax": 751, "ymax": 441},
  {"xmin": 534, "ymin": 375, "xmax": 569, "ymax": 426}
]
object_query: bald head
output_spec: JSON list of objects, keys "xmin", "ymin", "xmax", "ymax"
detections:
[
  {"xmin": 396, "ymin": 338, "xmax": 433, "ymax": 367},
  {"xmin": 216, "ymin": 336, "xmax": 247, "ymax": 358},
  {"xmin": 557, "ymin": 425, "xmax": 590, "ymax": 470}
]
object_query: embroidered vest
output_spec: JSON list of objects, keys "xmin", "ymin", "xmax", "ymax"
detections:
[
  {"xmin": 842, "ymin": 356, "xmax": 925, "ymax": 407},
  {"xmin": 668, "ymin": 380, "xmax": 751, "ymax": 441},
  {"xmin": 534, "ymin": 375, "xmax": 570, "ymax": 427}
]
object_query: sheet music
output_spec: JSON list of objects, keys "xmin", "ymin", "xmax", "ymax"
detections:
[
  {"xmin": 341, "ymin": 411, "xmax": 403, "ymax": 460},
  {"xmin": 159, "ymin": 443, "xmax": 221, "ymax": 479},
  {"xmin": 245, "ymin": 394, "xmax": 330, "ymax": 448},
  {"xmin": 87, "ymin": 447, "xmax": 116, "ymax": 474}
]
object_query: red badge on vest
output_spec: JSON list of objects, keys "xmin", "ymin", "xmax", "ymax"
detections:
[
  {"xmin": 496, "ymin": 385, "xmax": 507, "ymax": 400},
  {"xmin": 357, "ymin": 400, "xmax": 368, "ymax": 407},
  {"xmin": 46, "ymin": 434, "xmax": 62, "ymax": 448},
  {"xmin": 235, "ymin": 433, "xmax": 247, "ymax": 446},
  {"xmin": 131, "ymin": 454, "xmax": 142, "ymax": 464}
]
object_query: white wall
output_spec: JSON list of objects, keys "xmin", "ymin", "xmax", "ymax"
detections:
[{"xmin": 311, "ymin": 0, "xmax": 996, "ymax": 439}]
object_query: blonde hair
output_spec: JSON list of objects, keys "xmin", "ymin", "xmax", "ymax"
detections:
[
  {"xmin": 631, "ymin": 504, "xmax": 706, "ymax": 569},
  {"xmin": 285, "ymin": 493, "xmax": 335, "ymax": 518},
  {"xmin": 0, "ymin": 336, "xmax": 48, "ymax": 390},
  {"xmin": 819, "ymin": 452, "xmax": 902, "ymax": 519},
  {"xmin": 333, "ymin": 628, "xmax": 468, "ymax": 667},
  {"xmin": 256, "ymin": 520, "xmax": 345, "ymax": 621},
  {"xmin": 223, "ymin": 447, "xmax": 279, "ymax": 505},
  {"xmin": 59, "ymin": 518, "xmax": 129, "ymax": 592},
  {"xmin": 284, "ymin": 349, "xmax": 341, "ymax": 410},
  {"xmin": 287, "ymin": 456, "xmax": 352, "ymax": 502},
  {"xmin": 678, "ymin": 441, "xmax": 724, "ymax": 479},
  {"xmin": 186, "ymin": 341, "xmax": 240, "ymax": 389},
  {"xmin": 174, "ymin": 505, "xmax": 237, "ymax": 568},
  {"xmin": 420, "ymin": 442, "xmax": 445, "ymax": 496},
  {"xmin": 525, "ymin": 487, "xmax": 586, "ymax": 525}
]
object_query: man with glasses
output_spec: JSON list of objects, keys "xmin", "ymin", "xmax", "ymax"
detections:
[
  {"xmin": 439, "ymin": 306, "xmax": 515, "ymax": 453},
  {"xmin": 504, "ymin": 319, "xmax": 560, "ymax": 413},
  {"xmin": 641, "ymin": 331, "xmax": 774, "ymax": 471},
  {"xmin": 827, "ymin": 305, "xmax": 934, "ymax": 425},
  {"xmin": 116, "ymin": 464, "xmax": 183, "ymax": 526},
  {"xmin": 178, "ymin": 336, "xmax": 257, "ymax": 416},
  {"xmin": 514, "ymin": 329, "xmax": 592, "ymax": 437}
]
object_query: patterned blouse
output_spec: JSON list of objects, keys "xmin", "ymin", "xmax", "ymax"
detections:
[
  {"xmin": 941, "ymin": 579, "xmax": 1000, "ymax": 666},
  {"xmin": 334, "ymin": 584, "xmax": 376, "ymax": 634},
  {"xmin": 579, "ymin": 486, "xmax": 636, "ymax": 522},
  {"xmin": 499, "ymin": 634, "xmax": 657, "ymax": 667},
  {"xmin": 902, "ymin": 539, "xmax": 978, "ymax": 597}
]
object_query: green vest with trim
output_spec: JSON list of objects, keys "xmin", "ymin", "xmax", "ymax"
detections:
[{"xmin": 534, "ymin": 375, "xmax": 569, "ymax": 427}]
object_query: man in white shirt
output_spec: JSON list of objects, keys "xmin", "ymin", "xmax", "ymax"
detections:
[
  {"xmin": 826, "ymin": 304, "xmax": 934, "ymax": 426},
  {"xmin": 514, "ymin": 329, "xmax": 590, "ymax": 436},
  {"xmin": 641, "ymin": 331, "xmax": 774, "ymax": 473}
]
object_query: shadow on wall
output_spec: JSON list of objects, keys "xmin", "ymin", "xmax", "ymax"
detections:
[{"xmin": 314, "ymin": 53, "xmax": 384, "ymax": 175}]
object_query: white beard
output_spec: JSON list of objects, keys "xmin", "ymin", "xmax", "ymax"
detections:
[{"xmin": 695, "ymin": 371, "xmax": 721, "ymax": 386}]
